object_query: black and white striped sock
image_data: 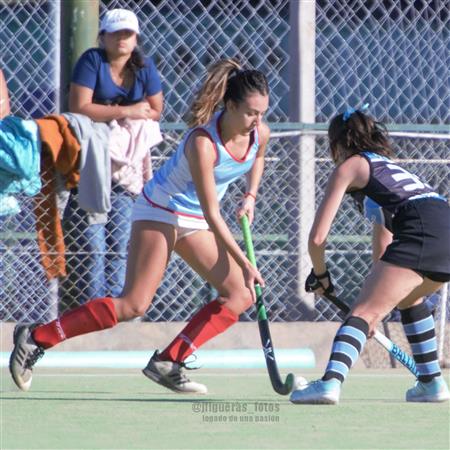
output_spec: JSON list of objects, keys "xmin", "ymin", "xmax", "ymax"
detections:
[
  {"xmin": 400, "ymin": 302, "xmax": 440, "ymax": 383},
  {"xmin": 322, "ymin": 316, "xmax": 369, "ymax": 383}
]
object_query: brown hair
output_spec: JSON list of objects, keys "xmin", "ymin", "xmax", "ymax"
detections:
[
  {"xmin": 328, "ymin": 111, "xmax": 394, "ymax": 162},
  {"xmin": 186, "ymin": 58, "xmax": 269, "ymax": 127}
]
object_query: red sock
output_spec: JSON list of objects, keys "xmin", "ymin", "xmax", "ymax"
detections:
[
  {"xmin": 159, "ymin": 299, "xmax": 238, "ymax": 363},
  {"xmin": 32, "ymin": 297, "xmax": 118, "ymax": 349}
]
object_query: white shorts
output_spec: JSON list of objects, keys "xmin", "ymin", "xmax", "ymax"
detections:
[{"xmin": 131, "ymin": 194, "xmax": 209, "ymax": 240}]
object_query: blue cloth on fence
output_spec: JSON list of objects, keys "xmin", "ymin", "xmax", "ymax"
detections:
[{"xmin": 0, "ymin": 116, "xmax": 41, "ymax": 216}]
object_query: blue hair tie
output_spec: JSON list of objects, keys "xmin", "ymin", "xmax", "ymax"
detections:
[{"xmin": 343, "ymin": 103, "xmax": 369, "ymax": 121}]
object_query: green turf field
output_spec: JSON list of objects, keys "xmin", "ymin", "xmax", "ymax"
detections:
[{"xmin": 1, "ymin": 368, "xmax": 449, "ymax": 450}]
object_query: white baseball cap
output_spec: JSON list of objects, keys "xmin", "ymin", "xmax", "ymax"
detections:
[{"xmin": 100, "ymin": 9, "xmax": 140, "ymax": 34}]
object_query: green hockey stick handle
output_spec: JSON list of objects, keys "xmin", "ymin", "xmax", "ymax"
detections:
[{"xmin": 240, "ymin": 215, "xmax": 263, "ymax": 298}]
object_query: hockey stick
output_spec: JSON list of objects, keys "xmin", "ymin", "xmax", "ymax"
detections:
[
  {"xmin": 240, "ymin": 215, "xmax": 295, "ymax": 395},
  {"xmin": 323, "ymin": 292, "xmax": 419, "ymax": 377}
]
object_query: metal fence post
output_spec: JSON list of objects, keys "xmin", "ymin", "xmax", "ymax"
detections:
[
  {"xmin": 56, "ymin": 0, "xmax": 99, "ymax": 315},
  {"xmin": 60, "ymin": 0, "xmax": 99, "ymax": 112},
  {"xmin": 289, "ymin": 0, "xmax": 316, "ymax": 318}
]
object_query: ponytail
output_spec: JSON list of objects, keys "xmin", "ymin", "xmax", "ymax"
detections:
[
  {"xmin": 187, "ymin": 58, "xmax": 241, "ymax": 127},
  {"xmin": 329, "ymin": 111, "xmax": 394, "ymax": 162}
]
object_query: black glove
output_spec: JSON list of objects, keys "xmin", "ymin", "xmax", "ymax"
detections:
[{"xmin": 305, "ymin": 268, "xmax": 334, "ymax": 295}]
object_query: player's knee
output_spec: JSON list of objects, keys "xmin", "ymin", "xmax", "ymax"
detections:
[
  {"xmin": 115, "ymin": 297, "xmax": 152, "ymax": 321},
  {"xmin": 225, "ymin": 290, "xmax": 253, "ymax": 315},
  {"xmin": 241, "ymin": 289, "xmax": 253, "ymax": 311},
  {"xmin": 352, "ymin": 309, "xmax": 381, "ymax": 332}
]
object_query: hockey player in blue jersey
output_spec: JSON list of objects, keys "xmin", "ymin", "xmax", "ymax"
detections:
[{"xmin": 10, "ymin": 59, "xmax": 270, "ymax": 395}]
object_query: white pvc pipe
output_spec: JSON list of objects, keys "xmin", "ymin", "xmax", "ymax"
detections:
[
  {"xmin": 53, "ymin": 0, "xmax": 61, "ymax": 113},
  {"xmin": 271, "ymin": 130, "xmax": 450, "ymax": 140},
  {"xmin": 296, "ymin": 0, "xmax": 316, "ymax": 313},
  {"xmin": 314, "ymin": 157, "xmax": 450, "ymax": 164}
]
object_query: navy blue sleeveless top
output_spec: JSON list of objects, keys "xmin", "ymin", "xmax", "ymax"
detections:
[{"xmin": 353, "ymin": 152, "xmax": 442, "ymax": 214}]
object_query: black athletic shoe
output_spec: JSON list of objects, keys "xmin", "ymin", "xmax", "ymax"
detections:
[{"xmin": 9, "ymin": 324, "xmax": 44, "ymax": 391}]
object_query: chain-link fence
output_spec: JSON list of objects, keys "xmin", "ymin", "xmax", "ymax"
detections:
[
  {"xmin": 1, "ymin": 0, "xmax": 449, "ymax": 354},
  {"xmin": 1, "ymin": 0, "xmax": 60, "ymax": 320},
  {"xmin": 1, "ymin": 0, "xmax": 59, "ymax": 118}
]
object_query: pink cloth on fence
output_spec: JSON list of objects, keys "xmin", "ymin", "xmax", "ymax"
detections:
[{"xmin": 109, "ymin": 118, "xmax": 163, "ymax": 195}]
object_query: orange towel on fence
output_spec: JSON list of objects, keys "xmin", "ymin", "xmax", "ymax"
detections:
[{"xmin": 35, "ymin": 115, "xmax": 81, "ymax": 279}]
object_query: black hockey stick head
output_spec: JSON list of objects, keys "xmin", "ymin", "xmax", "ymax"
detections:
[{"xmin": 258, "ymin": 313, "xmax": 295, "ymax": 395}]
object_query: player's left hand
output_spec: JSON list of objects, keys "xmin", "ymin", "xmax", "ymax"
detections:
[
  {"xmin": 236, "ymin": 195, "xmax": 256, "ymax": 224},
  {"xmin": 305, "ymin": 268, "xmax": 335, "ymax": 296}
]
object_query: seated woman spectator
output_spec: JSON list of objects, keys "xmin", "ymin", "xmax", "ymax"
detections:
[
  {"xmin": 62, "ymin": 8, "xmax": 164, "ymax": 306},
  {"xmin": 0, "ymin": 68, "xmax": 11, "ymax": 118}
]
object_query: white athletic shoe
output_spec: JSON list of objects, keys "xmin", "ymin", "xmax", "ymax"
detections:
[
  {"xmin": 9, "ymin": 324, "xmax": 45, "ymax": 391},
  {"xmin": 142, "ymin": 351, "xmax": 208, "ymax": 394},
  {"xmin": 406, "ymin": 376, "xmax": 450, "ymax": 402},
  {"xmin": 289, "ymin": 379, "xmax": 341, "ymax": 405}
]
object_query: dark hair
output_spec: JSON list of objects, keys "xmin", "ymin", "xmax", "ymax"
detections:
[
  {"xmin": 187, "ymin": 58, "xmax": 269, "ymax": 127},
  {"xmin": 125, "ymin": 47, "xmax": 145, "ymax": 73},
  {"xmin": 328, "ymin": 111, "xmax": 393, "ymax": 162},
  {"xmin": 98, "ymin": 31, "xmax": 145, "ymax": 73}
]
